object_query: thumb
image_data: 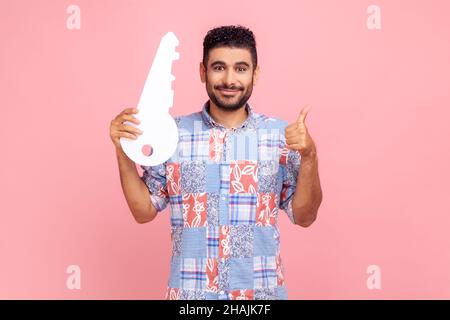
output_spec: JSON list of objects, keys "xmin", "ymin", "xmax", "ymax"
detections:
[{"xmin": 297, "ymin": 105, "xmax": 311, "ymax": 124}]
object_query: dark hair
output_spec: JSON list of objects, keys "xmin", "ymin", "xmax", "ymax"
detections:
[{"xmin": 202, "ymin": 25, "xmax": 257, "ymax": 70}]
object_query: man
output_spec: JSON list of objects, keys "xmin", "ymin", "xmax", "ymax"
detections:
[{"xmin": 109, "ymin": 25, "xmax": 322, "ymax": 300}]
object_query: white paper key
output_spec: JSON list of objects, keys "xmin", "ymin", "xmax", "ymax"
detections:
[{"xmin": 120, "ymin": 31, "xmax": 180, "ymax": 166}]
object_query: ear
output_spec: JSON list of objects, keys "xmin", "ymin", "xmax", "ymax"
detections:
[
  {"xmin": 253, "ymin": 65, "xmax": 260, "ymax": 86},
  {"xmin": 199, "ymin": 62, "xmax": 206, "ymax": 83}
]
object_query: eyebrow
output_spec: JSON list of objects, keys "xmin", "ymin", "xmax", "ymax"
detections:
[{"xmin": 210, "ymin": 60, "xmax": 251, "ymax": 68}]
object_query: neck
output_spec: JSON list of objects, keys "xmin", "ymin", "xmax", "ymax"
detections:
[{"xmin": 207, "ymin": 100, "xmax": 249, "ymax": 129}]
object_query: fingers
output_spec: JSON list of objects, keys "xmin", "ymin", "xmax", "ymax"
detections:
[
  {"xmin": 285, "ymin": 123, "xmax": 308, "ymax": 139},
  {"xmin": 122, "ymin": 114, "xmax": 141, "ymax": 125},
  {"xmin": 285, "ymin": 136, "xmax": 302, "ymax": 146},
  {"xmin": 110, "ymin": 107, "xmax": 142, "ymax": 147},
  {"xmin": 122, "ymin": 107, "xmax": 139, "ymax": 116},
  {"xmin": 111, "ymin": 108, "xmax": 140, "ymax": 126},
  {"xmin": 297, "ymin": 105, "xmax": 311, "ymax": 124},
  {"xmin": 120, "ymin": 123, "xmax": 143, "ymax": 136},
  {"xmin": 286, "ymin": 143, "xmax": 302, "ymax": 150},
  {"xmin": 117, "ymin": 130, "xmax": 140, "ymax": 140},
  {"xmin": 117, "ymin": 107, "xmax": 142, "ymax": 138},
  {"xmin": 112, "ymin": 125, "xmax": 142, "ymax": 142}
]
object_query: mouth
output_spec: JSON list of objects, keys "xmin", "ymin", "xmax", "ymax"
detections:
[{"xmin": 218, "ymin": 88, "xmax": 241, "ymax": 96}]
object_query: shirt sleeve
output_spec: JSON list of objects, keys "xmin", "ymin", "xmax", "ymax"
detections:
[
  {"xmin": 279, "ymin": 146, "xmax": 301, "ymax": 224},
  {"xmin": 140, "ymin": 162, "xmax": 170, "ymax": 213}
]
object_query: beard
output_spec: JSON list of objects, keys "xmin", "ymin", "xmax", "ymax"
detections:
[{"xmin": 205, "ymin": 74, "xmax": 253, "ymax": 112}]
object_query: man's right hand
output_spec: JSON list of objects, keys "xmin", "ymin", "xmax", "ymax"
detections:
[
  {"xmin": 109, "ymin": 107, "xmax": 143, "ymax": 150},
  {"xmin": 110, "ymin": 107, "xmax": 156, "ymax": 223}
]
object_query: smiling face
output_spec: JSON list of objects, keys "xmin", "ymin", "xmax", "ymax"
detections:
[{"xmin": 200, "ymin": 47, "xmax": 260, "ymax": 112}]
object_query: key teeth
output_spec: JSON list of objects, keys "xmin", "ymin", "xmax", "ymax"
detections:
[{"xmin": 173, "ymin": 51, "xmax": 180, "ymax": 60}]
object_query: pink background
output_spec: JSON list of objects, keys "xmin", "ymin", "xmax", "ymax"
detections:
[{"xmin": 1, "ymin": 0, "xmax": 449, "ymax": 299}]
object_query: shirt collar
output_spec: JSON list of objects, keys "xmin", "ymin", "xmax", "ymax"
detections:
[{"xmin": 201, "ymin": 100, "xmax": 258, "ymax": 130}]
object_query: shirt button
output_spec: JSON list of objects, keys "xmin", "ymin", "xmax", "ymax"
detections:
[
  {"xmin": 221, "ymin": 196, "xmax": 226, "ymax": 200},
  {"xmin": 220, "ymin": 290, "xmax": 225, "ymax": 294}
]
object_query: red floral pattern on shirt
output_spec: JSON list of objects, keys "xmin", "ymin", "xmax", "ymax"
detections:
[
  {"xmin": 206, "ymin": 258, "xmax": 219, "ymax": 292},
  {"xmin": 230, "ymin": 160, "xmax": 258, "ymax": 193},
  {"xmin": 276, "ymin": 254, "xmax": 285, "ymax": 286},
  {"xmin": 209, "ymin": 129, "xmax": 226, "ymax": 161},
  {"xmin": 256, "ymin": 193, "xmax": 277, "ymax": 226},
  {"xmin": 219, "ymin": 226, "xmax": 231, "ymax": 259},
  {"xmin": 166, "ymin": 163, "xmax": 181, "ymax": 195},
  {"xmin": 229, "ymin": 289, "xmax": 254, "ymax": 300},
  {"xmin": 166, "ymin": 287, "xmax": 180, "ymax": 300},
  {"xmin": 279, "ymin": 147, "xmax": 289, "ymax": 165},
  {"xmin": 182, "ymin": 193, "xmax": 207, "ymax": 227}
]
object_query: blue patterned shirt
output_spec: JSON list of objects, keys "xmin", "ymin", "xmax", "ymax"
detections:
[{"xmin": 140, "ymin": 101, "xmax": 301, "ymax": 300}]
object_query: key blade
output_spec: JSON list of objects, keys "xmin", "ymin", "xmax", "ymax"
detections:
[{"xmin": 137, "ymin": 32, "xmax": 179, "ymax": 112}]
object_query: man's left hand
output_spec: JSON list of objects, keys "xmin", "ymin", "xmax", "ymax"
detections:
[{"xmin": 285, "ymin": 105, "xmax": 317, "ymax": 158}]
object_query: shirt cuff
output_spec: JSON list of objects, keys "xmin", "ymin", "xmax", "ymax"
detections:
[{"xmin": 149, "ymin": 192, "xmax": 168, "ymax": 213}]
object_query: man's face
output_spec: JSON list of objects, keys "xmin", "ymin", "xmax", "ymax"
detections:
[{"xmin": 200, "ymin": 47, "xmax": 259, "ymax": 112}]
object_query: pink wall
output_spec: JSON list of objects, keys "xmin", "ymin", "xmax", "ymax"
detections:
[{"xmin": 1, "ymin": 0, "xmax": 449, "ymax": 299}]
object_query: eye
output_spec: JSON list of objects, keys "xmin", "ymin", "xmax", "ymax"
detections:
[
  {"xmin": 213, "ymin": 66, "xmax": 224, "ymax": 71},
  {"xmin": 237, "ymin": 67, "xmax": 247, "ymax": 72}
]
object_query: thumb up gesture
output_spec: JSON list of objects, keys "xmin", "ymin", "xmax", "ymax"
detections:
[{"xmin": 285, "ymin": 105, "xmax": 317, "ymax": 158}]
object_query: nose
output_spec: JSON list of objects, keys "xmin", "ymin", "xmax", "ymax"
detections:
[{"xmin": 223, "ymin": 69, "xmax": 237, "ymax": 88}]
